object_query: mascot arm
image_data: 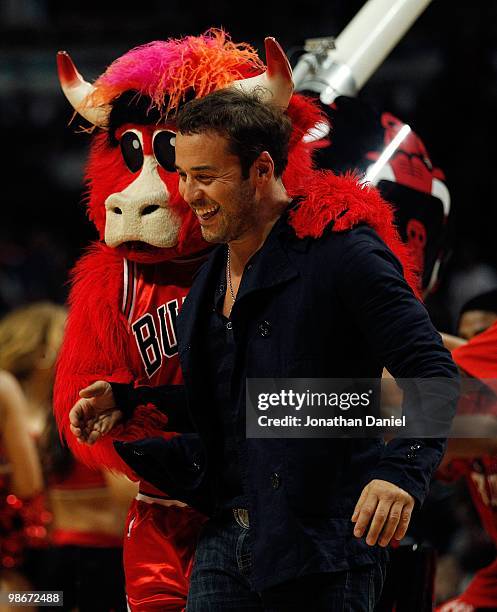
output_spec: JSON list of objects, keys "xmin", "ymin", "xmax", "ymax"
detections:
[{"xmin": 54, "ymin": 244, "xmax": 168, "ymax": 475}]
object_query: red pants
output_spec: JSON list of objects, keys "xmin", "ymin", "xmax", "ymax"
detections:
[{"xmin": 123, "ymin": 498, "xmax": 205, "ymax": 611}]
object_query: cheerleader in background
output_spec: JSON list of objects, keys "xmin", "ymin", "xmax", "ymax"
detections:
[
  {"xmin": 0, "ymin": 370, "xmax": 43, "ymax": 610},
  {"xmin": 0, "ymin": 303, "xmax": 137, "ymax": 611}
]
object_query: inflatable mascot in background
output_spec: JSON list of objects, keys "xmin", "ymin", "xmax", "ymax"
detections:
[
  {"xmin": 293, "ymin": 0, "xmax": 450, "ymax": 298},
  {"xmin": 54, "ymin": 29, "xmax": 419, "ymax": 611}
]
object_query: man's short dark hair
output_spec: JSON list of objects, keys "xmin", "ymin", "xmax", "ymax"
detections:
[{"xmin": 176, "ymin": 88, "xmax": 292, "ymax": 178}]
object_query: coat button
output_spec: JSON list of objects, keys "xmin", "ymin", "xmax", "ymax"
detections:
[
  {"xmin": 259, "ymin": 321, "xmax": 271, "ymax": 337},
  {"xmin": 406, "ymin": 442, "xmax": 423, "ymax": 460},
  {"xmin": 270, "ymin": 472, "xmax": 281, "ymax": 489}
]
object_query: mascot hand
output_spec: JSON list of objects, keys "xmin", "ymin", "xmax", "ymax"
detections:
[{"xmin": 69, "ymin": 380, "xmax": 123, "ymax": 445}]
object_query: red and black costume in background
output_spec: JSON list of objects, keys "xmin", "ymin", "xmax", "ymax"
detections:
[{"xmin": 305, "ymin": 95, "xmax": 450, "ymax": 296}]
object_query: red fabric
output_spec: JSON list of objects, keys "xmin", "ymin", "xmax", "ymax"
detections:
[
  {"xmin": 49, "ymin": 459, "xmax": 124, "ymax": 548},
  {"xmin": 447, "ymin": 456, "xmax": 497, "ymax": 545},
  {"xmin": 123, "ymin": 499, "xmax": 206, "ymax": 611},
  {"xmin": 437, "ymin": 330, "xmax": 497, "ymax": 610},
  {"xmin": 367, "ymin": 112, "xmax": 445, "ymax": 193},
  {"xmin": 51, "ymin": 529, "xmax": 122, "ymax": 548},
  {"xmin": 446, "ymin": 325, "xmax": 497, "ymax": 543},
  {"xmin": 123, "ymin": 260, "xmax": 195, "ymax": 388},
  {"xmin": 453, "ymin": 321, "xmax": 497, "ymax": 394}
]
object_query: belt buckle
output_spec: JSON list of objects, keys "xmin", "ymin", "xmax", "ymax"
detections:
[{"xmin": 233, "ymin": 508, "xmax": 249, "ymax": 529}]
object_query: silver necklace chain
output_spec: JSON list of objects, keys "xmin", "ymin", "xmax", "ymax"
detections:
[{"xmin": 226, "ymin": 245, "xmax": 237, "ymax": 306}]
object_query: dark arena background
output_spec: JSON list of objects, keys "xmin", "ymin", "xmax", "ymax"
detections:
[{"xmin": 1, "ymin": 1, "xmax": 497, "ymax": 609}]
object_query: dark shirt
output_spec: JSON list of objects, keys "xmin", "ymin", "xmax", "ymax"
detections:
[{"xmin": 206, "ymin": 256, "xmax": 245, "ymax": 510}]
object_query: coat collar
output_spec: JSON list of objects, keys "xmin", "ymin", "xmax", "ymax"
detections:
[
  {"xmin": 177, "ymin": 210, "xmax": 300, "ymax": 358},
  {"xmin": 235, "ymin": 213, "xmax": 299, "ymax": 304},
  {"xmin": 177, "ymin": 245, "xmax": 224, "ymax": 359}
]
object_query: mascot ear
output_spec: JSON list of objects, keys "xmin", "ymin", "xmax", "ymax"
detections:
[
  {"xmin": 230, "ymin": 37, "xmax": 293, "ymax": 109},
  {"xmin": 57, "ymin": 50, "xmax": 110, "ymax": 127}
]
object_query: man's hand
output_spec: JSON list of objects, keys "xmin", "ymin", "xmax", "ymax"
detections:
[
  {"xmin": 69, "ymin": 381, "xmax": 123, "ymax": 445},
  {"xmin": 351, "ymin": 479, "xmax": 415, "ymax": 547}
]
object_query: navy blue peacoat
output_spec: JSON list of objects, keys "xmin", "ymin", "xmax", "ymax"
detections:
[{"xmin": 116, "ymin": 215, "xmax": 459, "ymax": 590}]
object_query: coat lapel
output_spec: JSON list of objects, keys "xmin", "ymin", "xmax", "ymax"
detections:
[
  {"xmin": 236, "ymin": 219, "xmax": 299, "ymax": 303},
  {"xmin": 177, "ymin": 245, "xmax": 224, "ymax": 364},
  {"xmin": 178, "ymin": 215, "xmax": 300, "ymax": 362}
]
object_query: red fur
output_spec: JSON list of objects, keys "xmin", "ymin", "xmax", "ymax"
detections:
[
  {"xmin": 283, "ymin": 94, "xmax": 325, "ymax": 194},
  {"xmin": 289, "ymin": 171, "xmax": 422, "ymax": 299},
  {"xmin": 53, "ymin": 244, "xmax": 177, "ymax": 477},
  {"xmin": 287, "ymin": 94, "xmax": 325, "ymax": 150},
  {"xmin": 89, "ymin": 29, "xmax": 263, "ymax": 115},
  {"xmin": 85, "ymin": 133, "xmax": 126, "ymax": 237}
]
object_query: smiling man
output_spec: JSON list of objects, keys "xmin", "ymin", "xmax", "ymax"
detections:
[
  {"xmin": 71, "ymin": 88, "xmax": 459, "ymax": 611},
  {"xmin": 174, "ymin": 95, "xmax": 291, "ymax": 285}
]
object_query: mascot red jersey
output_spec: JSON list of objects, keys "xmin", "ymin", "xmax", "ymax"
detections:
[{"xmin": 53, "ymin": 30, "xmax": 321, "ymax": 610}]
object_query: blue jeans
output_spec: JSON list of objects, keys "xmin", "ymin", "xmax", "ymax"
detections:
[{"xmin": 186, "ymin": 514, "xmax": 387, "ymax": 611}]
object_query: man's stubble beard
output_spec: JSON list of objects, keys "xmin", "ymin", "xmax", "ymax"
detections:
[{"xmin": 201, "ymin": 180, "xmax": 257, "ymax": 245}]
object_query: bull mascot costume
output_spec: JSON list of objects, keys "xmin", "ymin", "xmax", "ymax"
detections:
[{"xmin": 54, "ymin": 29, "xmax": 419, "ymax": 610}]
